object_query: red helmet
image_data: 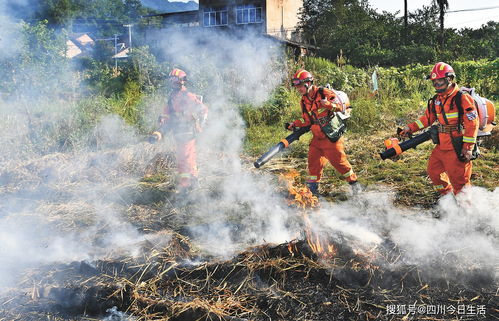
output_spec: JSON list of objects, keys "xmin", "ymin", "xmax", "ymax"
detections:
[
  {"xmin": 291, "ymin": 69, "xmax": 313, "ymax": 86},
  {"xmin": 427, "ymin": 62, "xmax": 455, "ymax": 80},
  {"xmin": 169, "ymin": 68, "xmax": 187, "ymax": 81}
]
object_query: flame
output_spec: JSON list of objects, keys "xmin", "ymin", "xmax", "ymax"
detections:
[
  {"xmin": 287, "ymin": 241, "xmax": 298, "ymax": 257},
  {"xmin": 302, "ymin": 212, "xmax": 337, "ymax": 260},
  {"xmin": 278, "ymin": 170, "xmax": 318, "ymax": 209},
  {"xmin": 280, "ymin": 170, "xmax": 335, "ymax": 259}
]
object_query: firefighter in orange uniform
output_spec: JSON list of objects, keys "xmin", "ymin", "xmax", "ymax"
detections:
[
  {"xmin": 151, "ymin": 68, "xmax": 208, "ymax": 192},
  {"xmin": 286, "ymin": 69, "xmax": 359, "ymax": 196},
  {"xmin": 399, "ymin": 62, "xmax": 479, "ymax": 195}
]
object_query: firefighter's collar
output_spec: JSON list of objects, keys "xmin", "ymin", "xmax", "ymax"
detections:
[
  {"xmin": 304, "ymin": 85, "xmax": 319, "ymax": 100},
  {"xmin": 438, "ymin": 83, "xmax": 457, "ymax": 98}
]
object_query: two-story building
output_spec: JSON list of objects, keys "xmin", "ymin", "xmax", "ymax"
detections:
[
  {"xmin": 199, "ymin": 0, "xmax": 302, "ymax": 40},
  {"xmin": 143, "ymin": 0, "xmax": 314, "ymax": 55}
]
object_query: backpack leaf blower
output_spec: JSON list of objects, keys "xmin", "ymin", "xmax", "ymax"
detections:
[
  {"xmin": 380, "ymin": 126, "xmax": 438, "ymax": 160},
  {"xmin": 254, "ymin": 126, "xmax": 311, "ymax": 168}
]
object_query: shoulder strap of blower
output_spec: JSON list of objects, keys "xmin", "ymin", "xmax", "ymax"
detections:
[
  {"xmin": 318, "ymin": 86, "xmax": 335, "ymax": 120},
  {"xmin": 318, "ymin": 86, "xmax": 325, "ymax": 100},
  {"xmin": 452, "ymin": 90, "xmax": 464, "ymax": 114},
  {"xmin": 428, "ymin": 93, "xmax": 460, "ymax": 126},
  {"xmin": 452, "ymin": 90, "xmax": 466, "ymax": 128},
  {"xmin": 427, "ymin": 95, "xmax": 441, "ymax": 124},
  {"xmin": 300, "ymin": 86, "xmax": 327, "ymax": 122}
]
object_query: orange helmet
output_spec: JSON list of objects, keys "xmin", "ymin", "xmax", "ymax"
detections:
[
  {"xmin": 427, "ymin": 62, "xmax": 455, "ymax": 80},
  {"xmin": 291, "ymin": 69, "xmax": 313, "ymax": 86},
  {"xmin": 169, "ymin": 68, "xmax": 187, "ymax": 82}
]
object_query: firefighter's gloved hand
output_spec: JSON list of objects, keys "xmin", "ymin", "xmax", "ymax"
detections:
[
  {"xmin": 148, "ymin": 131, "xmax": 162, "ymax": 144},
  {"xmin": 398, "ymin": 126, "xmax": 412, "ymax": 138},
  {"xmin": 284, "ymin": 122, "xmax": 295, "ymax": 131},
  {"xmin": 461, "ymin": 146, "xmax": 473, "ymax": 162}
]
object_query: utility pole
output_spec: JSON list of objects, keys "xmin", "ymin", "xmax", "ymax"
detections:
[
  {"xmin": 95, "ymin": 35, "xmax": 122, "ymax": 70},
  {"xmin": 404, "ymin": 0, "xmax": 408, "ymax": 29},
  {"xmin": 403, "ymin": 0, "xmax": 408, "ymax": 44},
  {"xmin": 114, "ymin": 34, "xmax": 118, "ymax": 69},
  {"xmin": 123, "ymin": 24, "xmax": 133, "ymax": 52}
]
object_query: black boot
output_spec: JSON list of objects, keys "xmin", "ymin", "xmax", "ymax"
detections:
[
  {"xmin": 307, "ymin": 182, "xmax": 319, "ymax": 196},
  {"xmin": 349, "ymin": 181, "xmax": 362, "ymax": 196}
]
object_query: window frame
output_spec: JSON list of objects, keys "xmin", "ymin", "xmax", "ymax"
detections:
[
  {"xmin": 235, "ymin": 4, "xmax": 263, "ymax": 25},
  {"xmin": 203, "ymin": 6, "xmax": 228, "ymax": 27}
]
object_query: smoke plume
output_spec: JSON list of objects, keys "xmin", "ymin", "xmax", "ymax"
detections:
[{"xmin": 0, "ymin": 9, "xmax": 497, "ymax": 297}]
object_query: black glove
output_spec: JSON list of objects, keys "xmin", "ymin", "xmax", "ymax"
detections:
[
  {"xmin": 148, "ymin": 131, "xmax": 162, "ymax": 143},
  {"xmin": 284, "ymin": 122, "xmax": 294, "ymax": 131},
  {"xmin": 397, "ymin": 126, "xmax": 412, "ymax": 138}
]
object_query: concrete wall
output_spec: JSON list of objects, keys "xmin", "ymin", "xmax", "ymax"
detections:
[
  {"xmin": 161, "ymin": 11, "xmax": 199, "ymax": 26},
  {"xmin": 199, "ymin": 0, "xmax": 302, "ymax": 35},
  {"xmin": 265, "ymin": 0, "xmax": 302, "ymax": 37}
]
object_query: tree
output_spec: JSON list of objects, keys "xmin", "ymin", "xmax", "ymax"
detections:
[
  {"xmin": 124, "ymin": 0, "xmax": 147, "ymax": 19},
  {"xmin": 435, "ymin": 0, "xmax": 449, "ymax": 46}
]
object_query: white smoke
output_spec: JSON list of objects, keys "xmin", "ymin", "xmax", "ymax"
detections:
[
  {"xmin": 389, "ymin": 187, "xmax": 499, "ymax": 268},
  {"xmin": 0, "ymin": 7, "xmax": 497, "ymax": 297},
  {"xmin": 302, "ymin": 186, "xmax": 499, "ymax": 280},
  {"xmin": 0, "ymin": 117, "xmax": 158, "ymax": 287},
  {"xmin": 0, "ymin": 17, "xmax": 293, "ymax": 290},
  {"xmin": 149, "ymin": 29, "xmax": 302, "ymax": 257},
  {"xmin": 153, "ymin": 28, "xmax": 285, "ymax": 105},
  {"xmin": 147, "ymin": 28, "xmax": 498, "ymax": 285},
  {"xmin": 0, "ymin": 1, "xmax": 23, "ymax": 58}
]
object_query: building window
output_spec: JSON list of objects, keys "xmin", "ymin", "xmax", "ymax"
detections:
[
  {"xmin": 236, "ymin": 4, "xmax": 262, "ymax": 24},
  {"xmin": 203, "ymin": 7, "xmax": 228, "ymax": 27}
]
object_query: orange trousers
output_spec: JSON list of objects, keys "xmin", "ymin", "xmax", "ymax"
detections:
[
  {"xmin": 427, "ymin": 146, "xmax": 472, "ymax": 195},
  {"xmin": 307, "ymin": 137, "xmax": 357, "ymax": 183},
  {"xmin": 175, "ymin": 138, "xmax": 198, "ymax": 188}
]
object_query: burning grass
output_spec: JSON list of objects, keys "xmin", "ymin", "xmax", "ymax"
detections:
[
  {"xmin": 1, "ymin": 167, "xmax": 497, "ymax": 320},
  {"xmin": 1, "ymin": 230, "xmax": 497, "ymax": 321}
]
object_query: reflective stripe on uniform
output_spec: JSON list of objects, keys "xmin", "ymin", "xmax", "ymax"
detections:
[
  {"xmin": 306, "ymin": 175, "xmax": 318, "ymax": 183},
  {"xmin": 433, "ymin": 184, "xmax": 444, "ymax": 191},
  {"xmin": 462, "ymin": 136, "xmax": 476, "ymax": 143},
  {"xmin": 415, "ymin": 120, "xmax": 424, "ymax": 129},
  {"xmin": 317, "ymin": 108, "xmax": 328, "ymax": 114},
  {"xmin": 436, "ymin": 112, "xmax": 458, "ymax": 119},
  {"xmin": 342, "ymin": 169, "xmax": 354, "ymax": 178}
]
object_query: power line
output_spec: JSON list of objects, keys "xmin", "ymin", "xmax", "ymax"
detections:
[
  {"xmin": 447, "ymin": 14, "xmax": 499, "ymax": 27},
  {"xmin": 447, "ymin": 6, "xmax": 499, "ymax": 13},
  {"xmin": 394, "ymin": 5, "xmax": 499, "ymax": 16}
]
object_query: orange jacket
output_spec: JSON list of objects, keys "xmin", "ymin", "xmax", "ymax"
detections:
[
  {"xmin": 407, "ymin": 84, "xmax": 478, "ymax": 151},
  {"xmin": 161, "ymin": 87, "xmax": 208, "ymax": 136},
  {"xmin": 292, "ymin": 86, "xmax": 343, "ymax": 139}
]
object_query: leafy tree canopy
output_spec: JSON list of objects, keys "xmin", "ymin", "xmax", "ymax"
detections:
[{"xmin": 299, "ymin": 0, "xmax": 498, "ymax": 66}]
